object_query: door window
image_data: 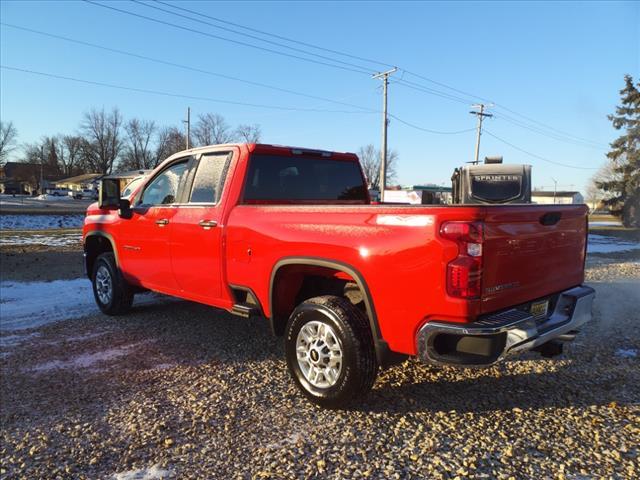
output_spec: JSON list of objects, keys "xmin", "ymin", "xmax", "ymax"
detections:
[
  {"xmin": 140, "ymin": 161, "xmax": 189, "ymax": 205},
  {"xmin": 189, "ymin": 153, "xmax": 230, "ymax": 204}
]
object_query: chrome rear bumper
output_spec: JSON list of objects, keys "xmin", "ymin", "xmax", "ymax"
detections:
[{"xmin": 416, "ymin": 285, "xmax": 595, "ymax": 366}]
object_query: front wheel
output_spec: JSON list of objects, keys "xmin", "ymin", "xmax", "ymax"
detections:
[
  {"xmin": 285, "ymin": 295, "xmax": 378, "ymax": 408},
  {"xmin": 91, "ymin": 252, "xmax": 134, "ymax": 315}
]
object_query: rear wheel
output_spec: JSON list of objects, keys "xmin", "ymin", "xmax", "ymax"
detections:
[
  {"xmin": 285, "ymin": 295, "xmax": 378, "ymax": 408},
  {"xmin": 91, "ymin": 252, "xmax": 134, "ymax": 315}
]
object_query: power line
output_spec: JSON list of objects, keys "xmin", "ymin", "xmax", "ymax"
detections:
[
  {"xmin": 2, "ymin": 23, "xmax": 479, "ymax": 137},
  {"xmin": 0, "ymin": 65, "xmax": 374, "ymax": 114},
  {"xmin": 84, "ymin": 1, "xmax": 607, "ymax": 149},
  {"xmin": 493, "ymin": 112, "xmax": 607, "ymax": 150},
  {"xmin": 391, "ymin": 79, "xmax": 473, "ymax": 106},
  {"xmin": 493, "ymin": 103, "xmax": 607, "ymax": 147},
  {"xmin": 388, "ymin": 114, "xmax": 476, "ymax": 135},
  {"xmin": 152, "ymin": 0, "xmax": 394, "ymax": 69},
  {"xmin": 82, "ymin": 0, "xmax": 373, "ymax": 76},
  {"xmin": 1, "ymin": 22, "xmax": 376, "ymax": 113},
  {"xmin": 483, "ymin": 130, "xmax": 598, "ymax": 170},
  {"xmin": 132, "ymin": 0, "xmax": 376, "ymax": 74}
]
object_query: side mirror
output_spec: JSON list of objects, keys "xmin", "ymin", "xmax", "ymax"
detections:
[
  {"xmin": 118, "ymin": 198, "xmax": 133, "ymax": 219},
  {"xmin": 98, "ymin": 178, "xmax": 121, "ymax": 209}
]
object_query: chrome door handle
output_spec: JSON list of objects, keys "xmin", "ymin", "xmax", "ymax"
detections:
[
  {"xmin": 155, "ymin": 218, "xmax": 169, "ymax": 226},
  {"xmin": 199, "ymin": 219, "xmax": 218, "ymax": 229}
]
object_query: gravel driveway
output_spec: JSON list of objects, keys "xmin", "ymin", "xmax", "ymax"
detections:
[{"xmin": 1, "ymin": 253, "xmax": 638, "ymax": 479}]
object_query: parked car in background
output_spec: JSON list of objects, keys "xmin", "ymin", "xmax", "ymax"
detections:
[
  {"xmin": 47, "ymin": 188, "xmax": 71, "ymax": 197},
  {"xmin": 71, "ymin": 189, "xmax": 98, "ymax": 200}
]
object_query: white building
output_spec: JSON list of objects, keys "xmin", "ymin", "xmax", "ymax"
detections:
[{"xmin": 531, "ymin": 190, "xmax": 584, "ymax": 205}]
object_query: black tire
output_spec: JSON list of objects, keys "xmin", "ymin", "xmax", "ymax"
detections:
[
  {"xmin": 285, "ymin": 295, "xmax": 378, "ymax": 408},
  {"xmin": 91, "ymin": 252, "xmax": 134, "ymax": 315}
]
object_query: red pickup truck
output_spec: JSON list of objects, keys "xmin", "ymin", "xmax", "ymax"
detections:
[{"xmin": 84, "ymin": 144, "xmax": 594, "ymax": 407}]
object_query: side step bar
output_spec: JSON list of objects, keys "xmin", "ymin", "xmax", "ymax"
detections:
[{"xmin": 231, "ymin": 303, "xmax": 261, "ymax": 318}]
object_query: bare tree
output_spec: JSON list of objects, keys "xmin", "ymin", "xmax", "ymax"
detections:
[
  {"xmin": 235, "ymin": 124, "xmax": 262, "ymax": 143},
  {"xmin": 81, "ymin": 107, "xmax": 123, "ymax": 174},
  {"xmin": 121, "ymin": 118, "xmax": 157, "ymax": 170},
  {"xmin": 154, "ymin": 126, "xmax": 187, "ymax": 166},
  {"xmin": 193, "ymin": 113, "xmax": 234, "ymax": 146},
  {"xmin": 60, "ymin": 135, "xmax": 85, "ymax": 176},
  {"xmin": 0, "ymin": 121, "xmax": 18, "ymax": 165},
  {"xmin": 357, "ymin": 144, "xmax": 398, "ymax": 189}
]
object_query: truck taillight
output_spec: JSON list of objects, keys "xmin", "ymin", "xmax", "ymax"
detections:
[{"xmin": 441, "ymin": 221, "xmax": 483, "ymax": 299}]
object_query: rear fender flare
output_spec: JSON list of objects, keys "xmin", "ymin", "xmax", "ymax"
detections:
[{"xmin": 269, "ymin": 256, "xmax": 400, "ymax": 367}]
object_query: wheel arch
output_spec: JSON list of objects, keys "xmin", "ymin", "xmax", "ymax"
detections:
[
  {"xmin": 269, "ymin": 257, "xmax": 405, "ymax": 368},
  {"xmin": 84, "ymin": 231, "xmax": 118, "ymax": 278}
]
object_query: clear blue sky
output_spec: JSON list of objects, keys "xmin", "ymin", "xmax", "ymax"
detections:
[{"xmin": 1, "ymin": 0, "xmax": 638, "ymax": 193}]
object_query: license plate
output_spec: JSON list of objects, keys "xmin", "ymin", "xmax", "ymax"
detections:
[{"xmin": 530, "ymin": 300, "xmax": 549, "ymax": 318}]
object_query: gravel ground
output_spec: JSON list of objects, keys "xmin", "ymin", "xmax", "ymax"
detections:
[{"xmin": 1, "ymin": 252, "xmax": 639, "ymax": 478}]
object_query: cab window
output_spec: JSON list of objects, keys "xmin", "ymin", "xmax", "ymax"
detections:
[
  {"xmin": 189, "ymin": 153, "xmax": 230, "ymax": 204},
  {"xmin": 140, "ymin": 161, "xmax": 189, "ymax": 205}
]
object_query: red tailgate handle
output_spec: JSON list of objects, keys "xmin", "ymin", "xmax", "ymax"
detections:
[{"xmin": 540, "ymin": 212, "xmax": 561, "ymax": 226}]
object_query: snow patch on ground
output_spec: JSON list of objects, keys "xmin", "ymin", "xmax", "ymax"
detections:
[
  {"xmin": 0, "ymin": 214, "xmax": 84, "ymax": 230},
  {"xmin": 112, "ymin": 465, "xmax": 171, "ymax": 480},
  {"xmin": 35, "ymin": 194, "xmax": 74, "ymax": 202},
  {"xmin": 0, "ymin": 232, "xmax": 81, "ymax": 246},
  {"xmin": 587, "ymin": 234, "xmax": 640, "ymax": 254},
  {"xmin": 0, "ymin": 279, "xmax": 172, "ymax": 331},
  {"xmin": 0, "ymin": 332, "xmax": 41, "ymax": 348},
  {"xmin": 31, "ymin": 343, "xmax": 148, "ymax": 372},
  {"xmin": 615, "ymin": 348, "xmax": 638, "ymax": 359}
]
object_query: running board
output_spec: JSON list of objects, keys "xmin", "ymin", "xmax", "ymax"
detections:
[{"xmin": 231, "ymin": 303, "xmax": 260, "ymax": 318}]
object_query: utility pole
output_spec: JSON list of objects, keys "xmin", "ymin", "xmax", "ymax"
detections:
[
  {"xmin": 183, "ymin": 107, "xmax": 191, "ymax": 149},
  {"xmin": 551, "ymin": 177, "xmax": 558, "ymax": 204},
  {"xmin": 40, "ymin": 145, "xmax": 45, "ymax": 195},
  {"xmin": 470, "ymin": 104, "xmax": 493, "ymax": 164},
  {"xmin": 372, "ymin": 67, "xmax": 397, "ymax": 202}
]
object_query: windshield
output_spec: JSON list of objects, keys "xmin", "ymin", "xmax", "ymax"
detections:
[
  {"xmin": 122, "ymin": 176, "xmax": 144, "ymax": 198},
  {"xmin": 243, "ymin": 155, "xmax": 368, "ymax": 204},
  {"xmin": 471, "ymin": 174, "xmax": 522, "ymax": 202}
]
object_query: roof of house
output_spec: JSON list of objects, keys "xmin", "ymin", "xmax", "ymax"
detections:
[
  {"xmin": 404, "ymin": 184, "xmax": 453, "ymax": 193},
  {"xmin": 105, "ymin": 169, "xmax": 152, "ymax": 179},
  {"xmin": 56, "ymin": 173, "xmax": 103, "ymax": 184},
  {"xmin": 532, "ymin": 191, "xmax": 580, "ymax": 197}
]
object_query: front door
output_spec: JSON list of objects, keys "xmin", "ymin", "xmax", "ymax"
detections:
[
  {"xmin": 169, "ymin": 151, "xmax": 232, "ymax": 303},
  {"xmin": 118, "ymin": 159, "xmax": 190, "ymax": 292}
]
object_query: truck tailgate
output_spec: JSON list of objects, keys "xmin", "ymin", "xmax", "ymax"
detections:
[{"xmin": 481, "ymin": 205, "xmax": 588, "ymax": 313}]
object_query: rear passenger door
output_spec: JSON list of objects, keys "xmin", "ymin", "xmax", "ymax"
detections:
[{"xmin": 169, "ymin": 151, "xmax": 231, "ymax": 303}]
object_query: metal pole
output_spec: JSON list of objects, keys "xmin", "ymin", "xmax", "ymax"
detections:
[
  {"xmin": 184, "ymin": 107, "xmax": 191, "ymax": 150},
  {"xmin": 40, "ymin": 145, "xmax": 44, "ymax": 194},
  {"xmin": 473, "ymin": 104, "xmax": 484, "ymax": 165},
  {"xmin": 470, "ymin": 104, "xmax": 493, "ymax": 165},
  {"xmin": 372, "ymin": 67, "xmax": 397, "ymax": 202},
  {"xmin": 552, "ymin": 177, "xmax": 557, "ymax": 204}
]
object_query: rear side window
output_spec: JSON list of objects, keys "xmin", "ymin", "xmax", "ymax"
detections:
[
  {"xmin": 189, "ymin": 153, "xmax": 230, "ymax": 203},
  {"xmin": 243, "ymin": 155, "xmax": 367, "ymax": 203}
]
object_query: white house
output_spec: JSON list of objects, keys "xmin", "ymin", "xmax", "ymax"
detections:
[{"xmin": 531, "ymin": 190, "xmax": 584, "ymax": 205}]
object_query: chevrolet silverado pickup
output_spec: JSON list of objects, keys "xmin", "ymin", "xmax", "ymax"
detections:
[{"xmin": 83, "ymin": 143, "xmax": 595, "ymax": 407}]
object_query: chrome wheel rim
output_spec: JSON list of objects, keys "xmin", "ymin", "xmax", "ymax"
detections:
[
  {"xmin": 95, "ymin": 265, "xmax": 113, "ymax": 305},
  {"xmin": 296, "ymin": 320, "xmax": 343, "ymax": 388}
]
